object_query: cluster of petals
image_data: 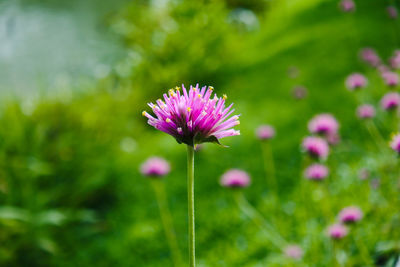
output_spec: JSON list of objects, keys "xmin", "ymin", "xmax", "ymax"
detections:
[
  {"xmin": 140, "ymin": 157, "xmax": 171, "ymax": 178},
  {"xmin": 301, "ymin": 136, "xmax": 330, "ymax": 160},
  {"xmin": 327, "ymin": 224, "xmax": 348, "ymax": 239},
  {"xmin": 339, "ymin": 0, "xmax": 355, "ymax": 12},
  {"xmin": 381, "ymin": 92, "xmax": 400, "ymax": 110},
  {"xmin": 220, "ymin": 169, "xmax": 251, "ymax": 188},
  {"xmin": 356, "ymin": 104, "xmax": 375, "ymax": 119},
  {"xmin": 387, "ymin": 6, "xmax": 398, "ymax": 19},
  {"xmin": 284, "ymin": 245, "xmax": 303, "ymax": 260},
  {"xmin": 390, "ymin": 133, "xmax": 400, "ymax": 154},
  {"xmin": 308, "ymin": 113, "xmax": 339, "ymax": 135},
  {"xmin": 256, "ymin": 125, "xmax": 276, "ymax": 140},
  {"xmin": 143, "ymin": 85, "xmax": 240, "ymax": 146},
  {"xmin": 345, "ymin": 73, "xmax": 367, "ymax": 90},
  {"xmin": 338, "ymin": 206, "xmax": 363, "ymax": 223},
  {"xmin": 360, "ymin": 48, "xmax": 381, "ymax": 67},
  {"xmin": 304, "ymin": 163, "xmax": 329, "ymax": 180},
  {"xmin": 382, "ymin": 71, "xmax": 399, "ymax": 87}
]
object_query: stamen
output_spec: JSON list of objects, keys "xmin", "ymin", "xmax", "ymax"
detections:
[
  {"xmin": 223, "ymin": 94, "xmax": 227, "ymax": 100},
  {"xmin": 187, "ymin": 107, "xmax": 192, "ymax": 112},
  {"xmin": 166, "ymin": 118, "xmax": 171, "ymax": 123}
]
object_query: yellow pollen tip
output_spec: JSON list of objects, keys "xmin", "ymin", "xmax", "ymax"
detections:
[
  {"xmin": 197, "ymin": 94, "xmax": 201, "ymax": 98},
  {"xmin": 142, "ymin": 111, "xmax": 147, "ymax": 116},
  {"xmin": 208, "ymin": 86, "xmax": 214, "ymax": 91},
  {"xmin": 187, "ymin": 107, "xmax": 192, "ymax": 112},
  {"xmin": 166, "ymin": 118, "xmax": 171, "ymax": 123},
  {"xmin": 175, "ymin": 86, "xmax": 180, "ymax": 91},
  {"xmin": 223, "ymin": 94, "xmax": 227, "ymax": 100},
  {"xmin": 236, "ymin": 120, "xmax": 240, "ymax": 125}
]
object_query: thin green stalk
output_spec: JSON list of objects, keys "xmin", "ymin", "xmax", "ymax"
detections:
[
  {"xmin": 150, "ymin": 180, "xmax": 183, "ymax": 267},
  {"xmin": 261, "ymin": 141, "xmax": 277, "ymax": 194},
  {"xmin": 365, "ymin": 120, "xmax": 387, "ymax": 151},
  {"xmin": 233, "ymin": 191, "xmax": 286, "ymax": 249},
  {"xmin": 187, "ymin": 145, "xmax": 195, "ymax": 267}
]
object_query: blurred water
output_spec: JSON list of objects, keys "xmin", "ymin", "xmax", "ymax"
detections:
[{"xmin": 0, "ymin": 0, "xmax": 126, "ymax": 100}]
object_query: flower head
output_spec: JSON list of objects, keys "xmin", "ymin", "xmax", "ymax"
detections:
[
  {"xmin": 140, "ymin": 157, "xmax": 171, "ymax": 177},
  {"xmin": 143, "ymin": 85, "xmax": 240, "ymax": 146},
  {"xmin": 220, "ymin": 169, "xmax": 251, "ymax": 188},
  {"xmin": 292, "ymin": 85, "xmax": 308, "ymax": 100},
  {"xmin": 338, "ymin": 206, "xmax": 363, "ymax": 223},
  {"xmin": 256, "ymin": 125, "xmax": 275, "ymax": 140},
  {"xmin": 284, "ymin": 245, "xmax": 303, "ymax": 260},
  {"xmin": 359, "ymin": 48, "xmax": 381, "ymax": 67},
  {"xmin": 356, "ymin": 104, "xmax": 375, "ymax": 119},
  {"xmin": 339, "ymin": 0, "xmax": 355, "ymax": 12},
  {"xmin": 382, "ymin": 71, "xmax": 399, "ymax": 87},
  {"xmin": 387, "ymin": 6, "xmax": 398, "ymax": 19},
  {"xmin": 345, "ymin": 73, "xmax": 367, "ymax": 90},
  {"xmin": 327, "ymin": 224, "xmax": 348, "ymax": 239},
  {"xmin": 381, "ymin": 92, "xmax": 400, "ymax": 110},
  {"xmin": 308, "ymin": 113, "xmax": 339, "ymax": 135},
  {"xmin": 301, "ymin": 136, "xmax": 330, "ymax": 160},
  {"xmin": 390, "ymin": 133, "xmax": 400, "ymax": 154},
  {"xmin": 304, "ymin": 164, "xmax": 329, "ymax": 180}
]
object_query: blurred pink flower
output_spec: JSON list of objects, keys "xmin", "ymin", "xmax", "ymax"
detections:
[
  {"xmin": 140, "ymin": 157, "xmax": 171, "ymax": 177},
  {"xmin": 338, "ymin": 206, "xmax": 363, "ymax": 223},
  {"xmin": 358, "ymin": 168, "xmax": 370, "ymax": 180},
  {"xmin": 382, "ymin": 71, "xmax": 399, "ymax": 87},
  {"xmin": 340, "ymin": 0, "xmax": 355, "ymax": 12},
  {"xmin": 390, "ymin": 133, "xmax": 400, "ymax": 154},
  {"xmin": 357, "ymin": 104, "xmax": 375, "ymax": 119},
  {"xmin": 304, "ymin": 164, "xmax": 329, "ymax": 180},
  {"xmin": 256, "ymin": 125, "xmax": 276, "ymax": 140},
  {"xmin": 359, "ymin": 48, "xmax": 381, "ymax": 67},
  {"xmin": 292, "ymin": 85, "xmax": 308, "ymax": 100},
  {"xmin": 390, "ymin": 50, "xmax": 400, "ymax": 69},
  {"xmin": 220, "ymin": 169, "xmax": 251, "ymax": 188},
  {"xmin": 327, "ymin": 224, "xmax": 348, "ymax": 239},
  {"xmin": 308, "ymin": 113, "xmax": 339, "ymax": 135},
  {"xmin": 345, "ymin": 73, "xmax": 367, "ymax": 90},
  {"xmin": 284, "ymin": 245, "xmax": 303, "ymax": 259},
  {"xmin": 302, "ymin": 136, "xmax": 330, "ymax": 160},
  {"xmin": 387, "ymin": 6, "xmax": 398, "ymax": 19},
  {"xmin": 142, "ymin": 85, "xmax": 240, "ymax": 146},
  {"xmin": 381, "ymin": 92, "xmax": 400, "ymax": 110}
]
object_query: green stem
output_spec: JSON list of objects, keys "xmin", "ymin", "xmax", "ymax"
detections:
[
  {"xmin": 365, "ymin": 120, "xmax": 387, "ymax": 151},
  {"xmin": 261, "ymin": 141, "xmax": 277, "ymax": 194},
  {"xmin": 150, "ymin": 180, "xmax": 183, "ymax": 267},
  {"xmin": 233, "ymin": 191, "xmax": 286, "ymax": 249},
  {"xmin": 187, "ymin": 145, "xmax": 195, "ymax": 267}
]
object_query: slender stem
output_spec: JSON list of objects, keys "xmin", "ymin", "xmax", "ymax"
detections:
[
  {"xmin": 233, "ymin": 191, "xmax": 286, "ymax": 248},
  {"xmin": 187, "ymin": 145, "xmax": 195, "ymax": 267},
  {"xmin": 365, "ymin": 120, "xmax": 387, "ymax": 151},
  {"xmin": 150, "ymin": 180, "xmax": 183, "ymax": 267},
  {"xmin": 261, "ymin": 141, "xmax": 277, "ymax": 194}
]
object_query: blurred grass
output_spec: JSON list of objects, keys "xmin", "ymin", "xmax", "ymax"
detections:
[{"xmin": 0, "ymin": 0, "xmax": 399, "ymax": 266}]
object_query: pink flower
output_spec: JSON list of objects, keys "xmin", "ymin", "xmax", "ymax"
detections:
[
  {"xmin": 382, "ymin": 71, "xmax": 399, "ymax": 87},
  {"xmin": 356, "ymin": 104, "xmax": 375, "ymax": 119},
  {"xmin": 308, "ymin": 113, "xmax": 339, "ymax": 135},
  {"xmin": 390, "ymin": 50, "xmax": 400, "ymax": 69},
  {"xmin": 327, "ymin": 224, "xmax": 348, "ymax": 239},
  {"xmin": 140, "ymin": 157, "xmax": 171, "ymax": 177},
  {"xmin": 387, "ymin": 6, "xmax": 398, "ymax": 19},
  {"xmin": 284, "ymin": 245, "xmax": 303, "ymax": 259},
  {"xmin": 358, "ymin": 168, "xmax": 370, "ymax": 180},
  {"xmin": 338, "ymin": 206, "xmax": 363, "ymax": 223},
  {"xmin": 142, "ymin": 85, "xmax": 240, "ymax": 146},
  {"xmin": 339, "ymin": 0, "xmax": 355, "ymax": 12},
  {"xmin": 302, "ymin": 136, "xmax": 330, "ymax": 160},
  {"xmin": 304, "ymin": 164, "xmax": 329, "ymax": 180},
  {"xmin": 381, "ymin": 92, "xmax": 400, "ymax": 110},
  {"xmin": 256, "ymin": 125, "xmax": 275, "ymax": 140},
  {"xmin": 345, "ymin": 73, "xmax": 368, "ymax": 90},
  {"xmin": 292, "ymin": 86, "xmax": 308, "ymax": 100},
  {"xmin": 359, "ymin": 48, "xmax": 381, "ymax": 67},
  {"xmin": 390, "ymin": 133, "xmax": 400, "ymax": 154},
  {"xmin": 220, "ymin": 169, "xmax": 251, "ymax": 188}
]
